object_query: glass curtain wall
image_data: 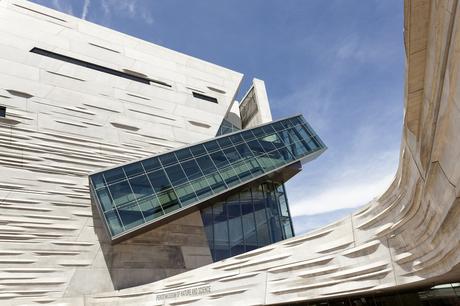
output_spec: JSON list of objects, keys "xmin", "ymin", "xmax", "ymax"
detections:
[
  {"xmin": 89, "ymin": 115, "xmax": 325, "ymax": 240},
  {"xmin": 216, "ymin": 118, "xmax": 240, "ymax": 136},
  {"xmin": 201, "ymin": 181, "xmax": 294, "ymax": 262}
]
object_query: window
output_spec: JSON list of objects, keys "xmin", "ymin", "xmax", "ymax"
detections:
[
  {"xmin": 0, "ymin": 106, "xmax": 5, "ymax": 118},
  {"xmin": 30, "ymin": 48, "xmax": 171, "ymax": 87},
  {"xmin": 192, "ymin": 92, "xmax": 218, "ymax": 104},
  {"xmin": 90, "ymin": 115, "xmax": 325, "ymax": 242},
  {"xmin": 200, "ymin": 182, "xmax": 294, "ymax": 261}
]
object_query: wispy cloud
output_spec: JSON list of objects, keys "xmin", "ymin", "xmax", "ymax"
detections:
[
  {"xmin": 50, "ymin": 0, "xmax": 73, "ymax": 15},
  {"xmin": 293, "ymin": 207, "xmax": 358, "ymax": 235},
  {"xmin": 271, "ymin": 13, "xmax": 403, "ymax": 228},
  {"xmin": 43, "ymin": 0, "xmax": 154, "ymax": 25},
  {"xmin": 289, "ymin": 171, "xmax": 395, "ymax": 217},
  {"xmin": 100, "ymin": 0, "xmax": 154, "ymax": 25},
  {"xmin": 81, "ymin": 0, "xmax": 90, "ymax": 20}
]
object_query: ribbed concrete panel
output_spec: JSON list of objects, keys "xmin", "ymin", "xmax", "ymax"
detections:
[
  {"xmin": 51, "ymin": 0, "xmax": 459, "ymax": 305},
  {"xmin": 0, "ymin": 0, "xmax": 244, "ymax": 302}
]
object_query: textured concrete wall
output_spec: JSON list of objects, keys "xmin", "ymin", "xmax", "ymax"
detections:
[
  {"xmin": 0, "ymin": 0, "xmax": 243, "ymax": 303},
  {"xmin": 49, "ymin": 0, "xmax": 459, "ymax": 305}
]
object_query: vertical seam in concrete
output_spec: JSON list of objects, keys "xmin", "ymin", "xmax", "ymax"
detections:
[
  {"xmin": 426, "ymin": 0, "xmax": 458, "ymax": 176},
  {"xmin": 350, "ymin": 214, "xmax": 357, "ymax": 248},
  {"xmin": 387, "ymin": 236, "xmax": 398, "ymax": 286},
  {"xmin": 263, "ymin": 269, "xmax": 269, "ymax": 305}
]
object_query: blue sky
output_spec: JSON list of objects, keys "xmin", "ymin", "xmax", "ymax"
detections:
[{"xmin": 31, "ymin": 0, "xmax": 405, "ymax": 234}]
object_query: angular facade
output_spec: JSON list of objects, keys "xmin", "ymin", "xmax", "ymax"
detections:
[
  {"xmin": 89, "ymin": 115, "xmax": 324, "ymax": 243},
  {"xmin": 1, "ymin": 0, "xmax": 460, "ymax": 305},
  {"xmin": 66, "ymin": 0, "xmax": 459, "ymax": 305},
  {"xmin": 0, "ymin": 0, "xmax": 327, "ymax": 304}
]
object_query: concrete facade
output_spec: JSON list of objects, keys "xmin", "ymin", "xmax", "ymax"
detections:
[
  {"xmin": 0, "ymin": 0, "xmax": 242, "ymax": 301},
  {"xmin": 1, "ymin": 0, "xmax": 459, "ymax": 305},
  {"xmin": 45, "ymin": 0, "xmax": 459, "ymax": 304}
]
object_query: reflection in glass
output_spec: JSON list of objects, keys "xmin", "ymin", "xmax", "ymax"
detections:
[
  {"xmin": 90, "ymin": 115, "xmax": 324, "ymax": 240},
  {"xmin": 200, "ymin": 181, "xmax": 294, "ymax": 261}
]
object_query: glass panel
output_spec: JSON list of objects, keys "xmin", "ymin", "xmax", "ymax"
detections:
[
  {"xmin": 117, "ymin": 202, "xmax": 144, "ymax": 230},
  {"xmin": 129, "ymin": 174, "xmax": 154, "ymax": 200},
  {"xmin": 256, "ymin": 222, "xmax": 270, "ymax": 247},
  {"xmin": 245, "ymin": 231, "xmax": 258, "ymax": 252},
  {"xmin": 147, "ymin": 169, "xmax": 172, "ymax": 193},
  {"xmin": 103, "ymin": 167, "xmax": 126, "ymax": 184},
  {"xmin": 247, "ymin": 139, "xmax": 265, "ymax": 156},
  {"xmin": 108, "ymin": 180, "xmax": 135, "ymax": 206},
  {"xmin": 191, "ymin": 178, "xmax": 213, "ymax": 199},
  {"xmin": 175, "ymin": 182, "xmax": 198, "ymax": 206},
  {"xmin": 210, "ymin": 151, "xmax": 230, "ymax": 168},
  {"xmin": 175, "ymin": 148, "xmax": 193, "ymax": 161},
  {"xmin": 137, "ymin": 196, "xmax": 163, "ymax": 221},
  {"xmin": 91, "ymin": 173, "xmax": 105, "ymax": 189},
  {"xmin": 229, "ymin": 133, "xmax": 244, "ymax": 145},
  {"xmin": 226, "ymin": 194, "xmax": 244, "ymax": 257},
  {"xmin": 240, "ymin": 189, "xmax": 256, "ymax": 251},
  {"xmin": 96, "ymin": 188, "xmax": 113, "ymax": 211},
  {"xmin": 234, "ymin": 143, "xmax": 253, "ymax": 159},
  {"xmin": 219, "ymin": 166, "xmax": 240, "ymax": 188},
  {"xmin": 240, "ymin": 130, "xmax": 256, "ymax": 141},
  {"xmin": 181, "ymin": 159, "xmax": 203, "ymax": 181},
  {"xmin": 258, "ymin": 135, "xmax": 278, "ymax": 152},
  {"xmin": 245, "ymin": 158, "xmax": 264, "ymax": 176},
  {"xmin": 233, "ymin": 160, "xmax": 253, "ymax": 181},
  {"xmin": 265, "ymin": 183, "xmax": 282, "ymax": 242},
  {"xmin": 159, "ymin": 153, "xmax": 178, "ymax": 167},
  {"xmin": 256, "ymin": 154, "xmax": 277, "ymax": 171},
  {"xmin": 164, "ymin": 164, "xmax": 188, "ymax": 186},
  {"xmin": 222, "ymin": 146, "xmax": 241, "ymax": 163},
  {"xmin": 104, "ymin": 210, "xmax": 123, "ymax": 235},
  {"xmin": 206, "ymin": 172, "xmax": 226, "ymax": 193},
  {"xmin": 212, "ymin": 202, "xmax": 230, "ymax": 261},
  {"xmin": 204, "ymin": 140, "xmax": 220, "ymax": 153},
  {"xmin": 196, "ymin": 155, "xmax": 217, "ymax": 175},
  {"xmin": 190, "ymin": 144, "xmax": 206, "ymax": 157},
  {"xmin": 157, "ymin": 189, "xmax": 180, "ymax": 214},
  {"xmin": 142, "ymin": 157, "xmax": 161, "ymax": 172},
  {"xmin": 217, "ymin": 137, "xmax": 232, "ymax": 149},
  {"xmin": 124, "ymin": 162, "xmax": 145, "ymax": 178},
  {"xmin": 201, "ymin": 206, "xmax": 214, "ymax": 251}
]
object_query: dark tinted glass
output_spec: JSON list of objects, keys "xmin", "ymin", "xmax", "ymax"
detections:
[
  {"xmin": 90, "ymin": 115, "xmax": 323, "ymax": 240},
  {"xmin": 200, "ymin": 181, "xmax": 293, "ymax": 261}
]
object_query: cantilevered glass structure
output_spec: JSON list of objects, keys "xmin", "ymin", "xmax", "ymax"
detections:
[{"xmin": 89, "ymin": 114, "xmax": 325, "ymax": 242}]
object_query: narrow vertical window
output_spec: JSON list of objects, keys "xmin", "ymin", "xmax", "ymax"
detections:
[{"xmin": 0, "ymin": 106, "xmax": 6, "ymax": 117}]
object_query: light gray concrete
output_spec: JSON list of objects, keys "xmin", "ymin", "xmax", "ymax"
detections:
[
  {"xmin": 1, "ymin": 0, "xmax": 460, "ymax": 305},
  {"xmin": 0, "ymin": 0, "xmax": 242, "ymax": 302},
  {"xmin": 38, "ymin": 0, "xmax": 460, "ymax": 305}
]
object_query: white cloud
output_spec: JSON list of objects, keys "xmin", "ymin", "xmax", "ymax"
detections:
[
  {"xmin": 140, "ymin": 10, "xmax": 154, "ymax": 25},
  {"xmin": 289, "ymin": 171, "xmax": 395, "ymax": 216},
  {"xmin": 335, "ymin": 34, "xmax": 400, "ymax": 63},
  {"xmin": 81, "ymin": 0, "xmax": 91, "ymax": 20}
]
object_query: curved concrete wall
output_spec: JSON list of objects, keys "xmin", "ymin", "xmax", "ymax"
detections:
[{"xmin": 65, "ymin": 0, "xmax": 459, "ymax": 305}]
